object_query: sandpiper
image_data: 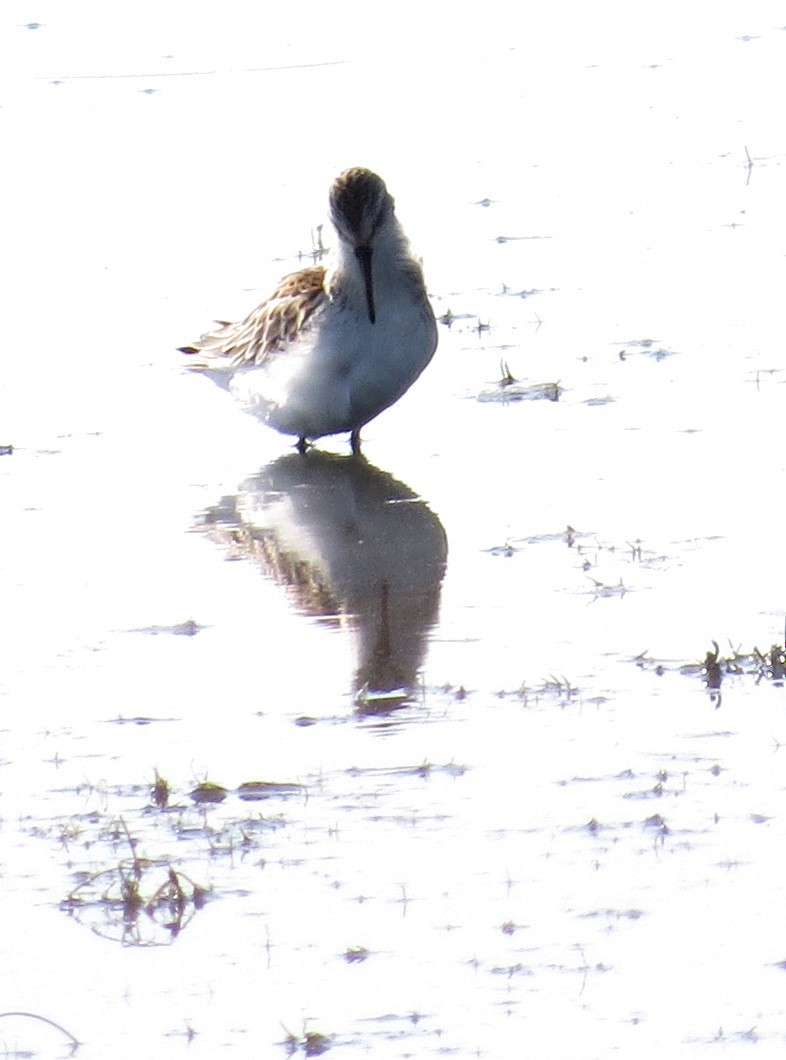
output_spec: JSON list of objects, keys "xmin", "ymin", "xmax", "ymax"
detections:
[{"xmin": 180, "ymin": 167, "xmax": 438, "ymax": 454}]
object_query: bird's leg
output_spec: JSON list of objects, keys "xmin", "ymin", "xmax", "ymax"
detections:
[
  {"xmin": 350, "ymin": 429, "xmax": 362, "ymax": 456},
  {"xmin": 296, "ymin": 436, "xmax": 308, "ymax": 455}
]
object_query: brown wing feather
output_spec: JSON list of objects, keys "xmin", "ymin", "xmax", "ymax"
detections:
[{"xmin": 181, "ymin": 266, "xmax": 328, "ymax": 369}]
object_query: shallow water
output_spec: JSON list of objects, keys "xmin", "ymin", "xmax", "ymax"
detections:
[{"xmin": 3, "ymin": 2, "xmax": 786, "ymax": 1057}]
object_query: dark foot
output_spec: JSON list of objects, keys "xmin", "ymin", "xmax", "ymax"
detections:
[{"xmin": 350, "ymin": 429, "xmax": 362, "ymax": 455}]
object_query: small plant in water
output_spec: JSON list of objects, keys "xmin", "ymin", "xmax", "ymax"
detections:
[
  {"xmin": 152, "ymin": 769, "xmax": 170, "ymax": 808},
  {"xmin": 281, "ymin": 1023, "xmax": 332, "ymax": 1057},
  {"xmin": 637, "ymin": 628, "xmax": 786, "ymax": 701},
  {"xmin": 62, "ymin": 817, "xmax": 209, "ymax": 946}
]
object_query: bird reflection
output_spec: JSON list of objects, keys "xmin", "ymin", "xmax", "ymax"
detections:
[{"xmin": 199, "ymin": 453, "xmax": 447, "ymax": 713}]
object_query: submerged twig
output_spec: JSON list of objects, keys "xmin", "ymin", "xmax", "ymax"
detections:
[{"xmin": 0, "ymin": 1011, "xmax": 80, "ymax": 1050}]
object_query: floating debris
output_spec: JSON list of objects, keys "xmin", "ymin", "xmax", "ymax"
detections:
[
  {"xmin": 495, "ymin": 234, "xmax": 552, "ymax": 243},
  {"xmin": 236, "ymin": 781, "xmax": 303, "ymax": 801},
  {"xmin": 615, "ymin": 338, "xmax": 678, "ymax": 361},
  {"xmin": 190, "ymin": 781, "xmax": 228, "ymax": 804},
  {"xmin": 476, "ymin": 362, "xmax": 562, "ymax": 404},
  {"xmin": 127, "ymin": 619, "xmax": 205, "ymax": 636},
  {"xmin": 343, "ymin": 945, "xmax": 370, "ymax": 962}
]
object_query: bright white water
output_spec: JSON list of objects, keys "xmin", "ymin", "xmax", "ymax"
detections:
[{"xmin": 2, "ymin": 3, "xmax": 786, "ymax": 1057}]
